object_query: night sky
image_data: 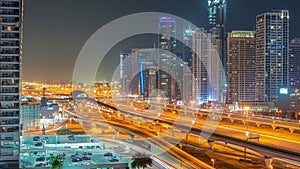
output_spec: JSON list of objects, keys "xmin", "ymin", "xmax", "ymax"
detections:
[{"xmin": 23, "ymin": 0, "xmax": 300, "ymax": 81}]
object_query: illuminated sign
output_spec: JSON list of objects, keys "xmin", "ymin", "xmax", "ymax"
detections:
[{"xmin": 279, "ymin": 88, "xmax": 288, "ymax": 95}]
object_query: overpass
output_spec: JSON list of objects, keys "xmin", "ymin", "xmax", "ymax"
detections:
[
  {"xmin": 88, "ymin": 99, "xmax": 300, "ymax": 168},
  {"xmin": 153, "ymin": 103, "xmax": 300, "ymax": 134}
]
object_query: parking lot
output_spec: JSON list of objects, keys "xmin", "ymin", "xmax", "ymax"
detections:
[{"xmin": 20, "ymin": 134, "xmax": 129, "ymax": 168}]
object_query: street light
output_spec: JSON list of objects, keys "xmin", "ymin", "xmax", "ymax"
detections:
[
  {"xmin": 179, "ymin": 143, "xmax": 183, "ymax": 167},
  {"xmin": 244, "ymin": 107, "xmax": 250, "ymax": 131},
  {"xmin": 211, "ymin": 158, "xmax": 215, "ymax": 168}
]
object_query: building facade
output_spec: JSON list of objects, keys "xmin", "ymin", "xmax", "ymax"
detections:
[
  {"xmin": 255, "ymin": 10, "xmax": 289, "ymax": 105},
  {"xmin": 120, "ymin": 50, "xmax": 131, "ymax": 95},
  {"xmin": 289, "ymin": 38, "xmax": 300, "ymax": 86},
  {"xmin": 207, "ymin": 0, "xmax": 227, "ymax": 103},
  {"xmin": 192, "ymin": 28, "xmax": 221, "ymax": 104},
  {"xmin": 227, "ymin": 31, "xmax": 256, "ymax": 103},
  {"xmin": 0, "ymin": 0, "xmax": 23, "ymax": 167},
  {"xmin": 21, "ymin": 97, "xmax": 40, "ymax": 131},
  {"xmin": 158, "ymin": 17, "xmax": 178, "ymax": 102}
]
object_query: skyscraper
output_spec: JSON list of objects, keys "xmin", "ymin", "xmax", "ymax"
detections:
[
  {"xmin": 207, "ymin": 0, "xmax": 227, "ymax": 103},
  {"xmin": 227, "ymin": 31, "xmax": 256, "ymax": 103},
  {"xmin": 183, "ymin": 25, "xmax": 194, "ymax": 68},
  {"xmin": 120, "ymin": 50, "xmax": 131, "ymax": 95},
  {"xmin": 192, "ymin": 28, "xmax": 221, "ymax": 104},
  {"xmin": 158, "ymin": 17, "xmax": 178, "ymax": 102},
  {"xmin": 255, "ymin": 10, "xmax": 289, "ymax": 105},
  {"xmin": 289, "ymin": 38, "xmax": 300, "ymax": 86},
  {"xmin": 0, "ymin": 0, "xmax": 23, "ymax": 168}
]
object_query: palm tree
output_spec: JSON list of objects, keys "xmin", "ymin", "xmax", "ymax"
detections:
[
  {"xmin": 49, "ymin": 154, "xmax": 65, "ymax": 169},
  {"xmin": 131, "ymin": 152, "xmax": 152, "ymax": 169}
]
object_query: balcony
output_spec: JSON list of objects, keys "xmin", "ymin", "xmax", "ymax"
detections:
[
  {"xmin": 1, "ymin": 88, "xmax": 19, "ymax": 93},
  {"xmin": 1, "ymin": 32, "xmax": 19, "ymax": 39},
  {"xmin": 0, "ymin": 126, "xmax": 19, "ymax": 133},
  {"xmin": 1, "ymin": 9, "xmax": 19, "ymax": 16},
  {"xmin": 0, "ymin": 104, "xmax": 19, "ymax": 110},
  {"xmin": 1, "ymin": 17, "xmax": 19, "ymax": 23},
  {"xmin": 0, "ymin": 137, "xmax": 14, "ymax": 141},
  {"xmin": 1, "ymin": 111, "xmax": 19, "ymax": 117},
  {"xmin": 0, "ymin": 56, "xmax": 19, "ymax": 63},
  {"xmin": 1, "ymin": 1, "xmax": 20, "ymax": 8},
  {"xmin": 1, "ymin": 96, "xmax": 19, "ymax": 102}
]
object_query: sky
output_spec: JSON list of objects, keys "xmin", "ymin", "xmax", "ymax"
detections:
[{"xmin": 22, "ymin": 0, "xmax": 300, "ymax": 81}]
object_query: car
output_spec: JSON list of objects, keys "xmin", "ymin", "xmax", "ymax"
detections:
[
  {"xmin": 36, "ymin": 157, "xmax": 45, "ymax": 162},
  {"xmin": 72, "ymin": 157, "xmax": 82, "ymax": 162},
  {"xmin": 35, "ymin": 163, "xmax": 46, "ymax": 167},
  {"xmin": 34, "ymin": 151, "xmax": 45, "ymax": 156},
  {"xmin": 87, "ymin": 152, "xmax": 92, "ymax": 155},
  {"xmin": 34, "ymin": 142, "xmax": 43, "ymax": 147},
  {"xmin": 33, "ymin": 136, "xmax": 40, "ymax": 141},
  {"xmin": 67, "ymin": 135, "xmax": 75, "ymax": 139},
  {"xmin": 79, "ymin": 146, "xmax": 83, "ymax": 148},
  {"xmin": 108, "ymin": 157, "xmax": 119, "ymax": 162},
  {"xmin": 83, "ymin": 152, "xmax": 88, "ymax": 155},
  {"xmin": 103, "ymin": 152, "xmax": 112, "ymax": 157},
  {"xmin": 82, "ymin": 156, "xmax": 91, "ymax": 161}
]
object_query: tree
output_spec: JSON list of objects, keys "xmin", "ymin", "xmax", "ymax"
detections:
[
  {"xmin": 131, "ymin": 152, "xmax": 152, "ymax": 169},
  {"xmin": 49, "ymin": 154, "xmax": 65, "ymax": 169}
]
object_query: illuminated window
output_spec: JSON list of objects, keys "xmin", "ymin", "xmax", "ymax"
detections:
[{"xmin": 7, "ymin": 26, "xmax": 12, "ymax": 31}]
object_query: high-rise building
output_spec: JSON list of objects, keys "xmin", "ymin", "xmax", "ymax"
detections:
[
  {"xmin": 120, "ymin": 48, "xmax": 158, "ymax": 96},
  {"xmin": 158, "ymin": 17, "xmax": 178, "ymax": 102},
  {"xmin": 289, "ymin": 38, "xmax": 300, "ymax": 86},
  {"xmin": 183, "ymin": 25, "xmax": 194, "ymax": 68},
  {"xmin": 120, "ymin": 50, "xmax": 132, "ymax": 95},
  {"xmin": 255, "ymin": 10, "xmax": 289, "ymax": 105},
  {"xmin": 139, "ymin": 62, "xmax": 157, "ymax": 97},
  {"xmin": 192, "ymin": 28, "xmax": 221, "ymax": 103},
  {"xmin": 207, "ymin": 0, "xmax": 227, "ymax": 103},
  {"xmin": 182, "ymin": 62, "xmax": 193, "ymax": 103},
  {"xmin": 0, "ymin": 0, "xmax": 23, "ymax": 168},
  {"xmin": 227, "ymin": 31, "xmax": 256, "ymax": 103}
]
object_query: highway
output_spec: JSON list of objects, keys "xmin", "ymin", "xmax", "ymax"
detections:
[
  {"xmin": 85, "ymin": 99, "xmax": 300, "ymax": 166},
  {"xmin": 64, "ymin": 108, "xmax": 214, "ymax": 169}
]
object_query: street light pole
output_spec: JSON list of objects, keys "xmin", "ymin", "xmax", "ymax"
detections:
[{"xmin": 211, "ymin": 158, "xmax": 215, "ymax": 168}]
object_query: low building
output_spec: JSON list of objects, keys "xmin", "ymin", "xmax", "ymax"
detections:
[
  {"xmin": 278, "ymin": 86, "xmax": 300, "ymax": 119},
  {"xmin": 21, "ymin": 96, "xmax": 40, "ymax": 131}
]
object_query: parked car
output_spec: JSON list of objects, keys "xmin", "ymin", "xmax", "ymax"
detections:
[
  {"xmin": 33, "ymin": 136, "xmax": 40, "ymax": 141},
  {"xmin": 82, "ymin": 156, "xmax": 91, "ymax": 161},
  {"xmin": 72, "ymin": 157, "xmax": 82, "ymax": 162},
  {"xmin": 103, "ymin": 152, "xmax": 112, "ymax": 157},
  {"xmin": 34, "ymin": 151, "xmax": 45, "ymax": 156},
  {"xmin": 108, "ymin": 157, "xmax": 119, "ymax": 162},
  {"xmin": 35, "ymin": 163, "xmax": 46, "ymax": 167},
  {"xmin": 87, "ymin": 152, "xmax": 92, "ymax": 155},
  {"xmin": 34, "ymin": 142, "xmax": 43, "ymax": 147},
  {"xmin": 36, "ymin": 157, "xmax": 45, "ymax": 162}
]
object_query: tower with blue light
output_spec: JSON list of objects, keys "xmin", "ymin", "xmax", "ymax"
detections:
[{"xmin": 207, "ymin": 0, "xmax": 227, "ymax": 103}]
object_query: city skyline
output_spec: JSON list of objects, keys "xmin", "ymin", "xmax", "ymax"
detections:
[{"xmin": 23, "ymin": 0, "xmax": 300, "ymax": 81}]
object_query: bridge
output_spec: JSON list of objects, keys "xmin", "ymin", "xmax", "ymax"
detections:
[{"xmin": 80, "ymin": 99, "xmax": 300, "ymax": 168}]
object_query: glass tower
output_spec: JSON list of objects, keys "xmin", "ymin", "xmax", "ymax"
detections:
[
  {"xmin": 207, "ymin": 0, "xmax": 227, "ymax": 103},
  {"xmin": 255, "ymin": 10, "xmax": 289, "ymax": 105},
  {"xmin": 0, "ymin": 0, "xmax": 23, "ymax": 168},
  {"xmin": 158, "ymin": 17, "xmax": 177, "ymax": 102}
]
